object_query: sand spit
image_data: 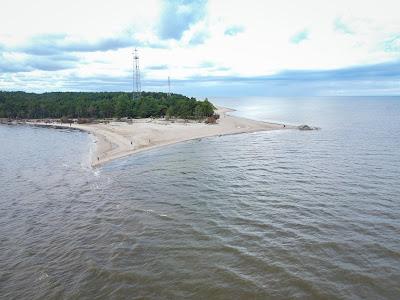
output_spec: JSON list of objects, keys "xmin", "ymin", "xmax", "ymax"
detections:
[{"xmin": 24, "ymin": 107, "xmax": 296, "ymax": 167}]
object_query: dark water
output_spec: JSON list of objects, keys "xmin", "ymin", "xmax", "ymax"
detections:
[{"xmin": 1, "ymin": 97, "xmax": 399, "ymax": 299}]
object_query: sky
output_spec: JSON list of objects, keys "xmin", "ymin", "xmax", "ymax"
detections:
[{"xmin": 0, "ymin": 0, "xmax": 399, "ymax": 96}]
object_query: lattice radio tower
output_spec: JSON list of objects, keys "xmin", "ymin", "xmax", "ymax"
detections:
[{"xmin": 132, "ymin": 48, "xmax": 141, "ymax": 100}]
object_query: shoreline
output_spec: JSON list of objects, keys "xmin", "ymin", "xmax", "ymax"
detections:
[{"xmin": 5, "ymin": 106, "xmax": 297, "ymax": 167}]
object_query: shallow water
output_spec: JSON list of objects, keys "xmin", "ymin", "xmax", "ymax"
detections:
[{"xmin": 0, "ymin": 97, "xmax": 399, "ymax": 299}]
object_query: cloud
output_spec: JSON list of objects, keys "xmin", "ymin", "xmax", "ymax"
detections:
[
  {"xmin": 290, "ymin": 29, "xmax": 309, "ymax": 44},
  {"xmin": 187, "ymin": 60, "xmax": 400, "ymax": 83},
  {"xmin": 173, "ymin": 60, "xmax": 400, "ymax": 96},
  {"xmin": 3, "ymin": 60, "xmax": 398, "ymax": 96},
  {"xmin": 224, "ymin": 25, "xmax": 244, "ymax": 36},
  {"xmin": 197, "ymin": 61, "xmax": 230, "ymax": 72},
  {"xmin": 0, "ymin": 52, "xmax": 79, "ymax": 73},
  {"xmin": 147, "ymin": 64, "xmax": 169, "ymax": 70},
  {"xmin": 188, "ymin": 28, "xmax": 210, "ymax": 45},
  {"xmin": 271, "ymin": 60, "xmax": 400, "ymax": 81},
  {"xmin": 382, "ymin": 34, "xmax": 400, "ymax": 53},
  {"xmin": 164, "ymin": 60, "xmax": 400, "ymax": 96},
  {"xmin": 199, "ymin": 61, "xmax": 215, "ymax": 68},
  {"xmin": 16, "ymin": 33, "xmax": 140, "ymax": 56},
  {"xmin": 0, "ymin": 58, "xmax": 30, "ymax": 73},
  {"xmin": 5, "ymin": 73, "xmax": 170, "ymax": 92},
  {"xmin": 158, "ymin": 0, "xmax": 207, "ymax": 40},
  {"xmin": 1, "ymin": 0, "xmax": 400, "ymax": 95},
  {"xmin": 26, "ymin": 56, "xmax": 77, "ymax": 71},
  {"xmin": 334, "ymin": 18, "xmax": 354, "ymax": 35}
]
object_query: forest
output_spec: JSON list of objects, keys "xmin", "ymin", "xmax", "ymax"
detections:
[{"xmin": 0, "ymin": 91, "xmax": 215, "ymax": 120}]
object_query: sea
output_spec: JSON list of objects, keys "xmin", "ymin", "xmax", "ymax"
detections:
[{"xmin": 0, "ymin": 96, "xmax": 399, "ymax": 299}]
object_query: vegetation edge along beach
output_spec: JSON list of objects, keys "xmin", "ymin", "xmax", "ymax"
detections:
[{"xmin": 0, "ymin": 91, "xmax": 215, "ymax": 120}]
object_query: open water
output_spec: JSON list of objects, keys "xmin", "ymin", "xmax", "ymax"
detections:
[{"xmin": 0, "ymin": 97, "xmax": 399, "ymax": 299}]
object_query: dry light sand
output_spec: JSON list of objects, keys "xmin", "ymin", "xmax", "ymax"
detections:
[{"xmin": 29, "ymin": 107, "xmax": 295, "ymax": 167}]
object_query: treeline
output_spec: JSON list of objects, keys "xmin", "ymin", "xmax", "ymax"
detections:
[{"xmin": 0, "ymin": 91, "xmax": 215, "ymax": 119}]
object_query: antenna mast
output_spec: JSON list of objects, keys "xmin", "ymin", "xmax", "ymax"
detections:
[{"xmin": 132, "ymin": 48, "xmax": 141, "ymax": 100}]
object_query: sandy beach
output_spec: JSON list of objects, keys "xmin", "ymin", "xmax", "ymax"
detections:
[{"xmin": 27, "ymin": 107, "xmax": 295, "ymax": 167}]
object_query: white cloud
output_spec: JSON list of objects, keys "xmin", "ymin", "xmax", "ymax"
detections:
[{"xmin": 0, "ymin": 0, "xmax": 399, "ymax": 94}]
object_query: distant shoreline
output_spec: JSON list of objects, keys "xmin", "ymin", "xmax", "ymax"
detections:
[{"xmin": 2, "ymin": 106, "xmax": 296, "ymax": 167}]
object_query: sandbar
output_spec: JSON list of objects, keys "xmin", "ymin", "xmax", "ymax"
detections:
[{"xmin": 27, "ymin": 107, "xmax": 295, "ymax": 167}]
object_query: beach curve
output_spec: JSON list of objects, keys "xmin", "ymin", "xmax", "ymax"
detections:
[{"xmin": 29, "ymin": 106, "xmax": 295, "ymax": 167}]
